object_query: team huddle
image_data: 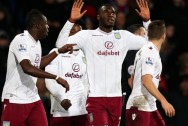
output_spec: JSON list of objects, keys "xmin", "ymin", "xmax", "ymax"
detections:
[{"xmin": 0, "ymin": 0, "xmax": 175, "ymax": 126}]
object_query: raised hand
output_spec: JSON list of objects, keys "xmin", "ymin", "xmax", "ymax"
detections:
[
  {"xmin": 56, "ymin": 77, "xmax": 69, "ymax": 92},
  {"xmin": 135, "ymin": 0, "xmax": 150, "ymax": 22},
  {"xmin": 58, "ymin": 44, "xmax": 77, "ymax": 54},
  {"xmin": 69, "ymin": 0, "xmax": 87, "ymax": 23},
  {"xmin": 61, "ymin": 99, "xmax": 72, "ymax": 110}
]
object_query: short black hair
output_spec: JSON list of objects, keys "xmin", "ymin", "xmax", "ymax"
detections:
[
  {"xmin": 25, "ymin": 9, "xmax": 44, "ymax": 30},
  {"xmin": 148, "ymin": 20, "xmax": 166, "ymax": 40},
  {"xmin": 98, "ymin": 3, "xmax": 114, "ymax": 14},
  {"xmin": 127, "ymin": 24, "xmax": 143, "ymax": 34}
]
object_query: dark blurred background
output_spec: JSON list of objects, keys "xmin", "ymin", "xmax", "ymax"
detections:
[{"xmin": 0, "ymin": 0, "xmax": 188, "ymax": 126}]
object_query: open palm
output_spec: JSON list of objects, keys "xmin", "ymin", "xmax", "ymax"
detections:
[
  {"xmin": 136, "ymin": 0, "xmax": 150, "ymax": 22},
  {"xmin": 70, "ymin": 0, "xmax": 87, "ymax": 22}
]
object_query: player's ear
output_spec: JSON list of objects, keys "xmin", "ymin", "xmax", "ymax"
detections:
[
  {"xmin": 161, "ymin": 33, "xmax": 166, "ymax": 43},
  {"xmin": 33, "ymin": 24, "xmax": 41, "ymax": 30},
  {"xmin": 162, "ymin": 33, "xmax": 166, "ymax": 41},
  {"xmin": 36, "ymin": 24, "xmax": 42, "ymax": 29},
  {"xmin": 97, "ymin": 14, "xmax": 100, "ymax": 21}
]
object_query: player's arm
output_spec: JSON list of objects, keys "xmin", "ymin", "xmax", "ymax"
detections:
[
  {"xmin": 128, "ymin": 64, "xmax": 135, "ymax": 89},
  {"xmin": 13, "ymin": 42, "xmax": 70, "ymax": 91},
  {"xmin": 136, "ymin": 0, "xmax": 151, "ymax": 37},
  {"xmin": 56, "ymin": 0, "xmax": 87, "ymax": 48},
  {"xmin": 124, "ymin": 0, "xmax": 150, "ymax": 49},
  {"xmin": 66, "ymin": 29, "xmax": 88, "ymax": 51},
  {"xmin": 46, "ymin": 78, "xmax": 71, "ymax": 110},
  {"xmin": 125, "ymin": 0, "xmax": 151, "ymax": 50},
  {"xmin": 125, "ymin": 31, "xmax": 147, "ymax": 50},
  {"xmin": 56, "ymin": 21, "xmax": 74, "ymax": 48},
  {"xmin": 124, "ymin": 0, "xmax": 150, "ymax": 50},
  {"xmin": 142, "ymin": 75, "xmax": 175, "ymax": 117},
  {"xmin": 40, "ymin": 44, "xmax": 77, "ymax": 69},
  {"xmin": 128, "ymin": 75, "xmax": 133, "ymax": 89},
  {"xmin": 82, "ymin": 71, "xmax": 89, "ymax": 97},
  {"xmin": 20, "ymin": 59, "xmax": 69, "ymax": 92},
  {"xmin": 141, "ymin": 52, "xmax": 175, "ymax": 117},
  {"xmin": 45, "ymin": 56, "xmax": 72, "ymax": 110}
]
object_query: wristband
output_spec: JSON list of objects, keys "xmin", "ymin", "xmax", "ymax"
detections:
[
  {"xmin": 55, "ymin": 75, "xmax": 59, "ymax": 80},
  {"xmin": 55, "ymin": 49, "xmax": 60, "ymax": 55}
]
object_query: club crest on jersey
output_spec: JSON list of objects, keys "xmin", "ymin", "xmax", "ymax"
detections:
[
  {"xmin": 18, "ymin": 44, "xmax": 27, "ymax": 52},
  {"xmin": 146, "ymin": 57, "xmax": 154, "ymax": 65},
  {"xmin": 82, "ymin": 57, "xmax": 87, "ymax": 64},
  {"xmin": 114, "ymin": 32, "xmax": 121, "ymax": 39},
  {"xmin": 3, "ymin": 121, "xmax": 10, "ymax": 126}
]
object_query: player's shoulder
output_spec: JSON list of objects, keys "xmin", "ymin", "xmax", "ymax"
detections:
[
  {"xmin": 10, "ymin": 34, "xmax": 27, "ymax": 48},
  {"xmin": 14, "ymin": 33, "xmax": 24, "ymax": 41},
  {"xmin": 12, "ymin": 31, "xmax": 29, "ymax": 42},
  {"xmin": 113, "ymin": 30, "xmax": 134, "ymax": 39},
  {"xmin": 113, "ymin": 29, "xmax": 127, "ymax": 34},
  {"xmin": 114, "ymin": 29, "xmax": 132, "ymax": 34},
  {"xmin": 77, "ymin": 30, "xmax": 90, "ymax": 35},
  {"xmin": 70, "ymin": 30, "xmax": 90, "ymax": 39},
  {"xmin": 141, "ymin": 43, "xmax": 158, "ymax": 56},
  {"xmin": 17, "ymin": 30, "xmax": 30, "ymax": 39}
]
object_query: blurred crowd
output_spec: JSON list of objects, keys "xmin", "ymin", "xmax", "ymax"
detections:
[{"xmin": 0, "ymin": 0, "xmax": 188, "ymax": 126}]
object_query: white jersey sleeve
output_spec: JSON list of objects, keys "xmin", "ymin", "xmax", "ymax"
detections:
[
  {"xmin": 82, "ymin": 71, "xmax": 89, "ymax": 97},
  {"xmin": 56, "ymin": 20, "xmax": 74, "ymax": 48},
  {"xmin": 66, "ymin": 30, "xmax": 88, "ymax": 50},
  {"xmin": 143, "ymin": 20, "xmax": 151, "ymax": 39},
  {"xmin": 10, "ymin": 37, "xmax": 30, "ymax": 63},
  {"xmin": 143, "ymin": 20, "xmax": 151, "ymax": 31},
  {"xmin": 141, "ymin": 48, "xmax": 157, "ymax": 77},
  {"xmin": 124, "ymin": 30, "xmax": 147, "ymax": 50},
  {"xmin": 45, "ymin": 49, "xmax": 65, "ymax": 103}
]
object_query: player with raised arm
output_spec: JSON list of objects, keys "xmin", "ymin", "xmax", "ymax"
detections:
[
  {"xmin": 126, "ymin": 20, "xmax": 175, "ymax": 126},
  {"xmin": 1, "ymin": 9, "xmax": 76, "ymax": 126},
  {"xmin": 45, "ymin": 0, "xmax": 88, "ymax": 126},
  {"xmin": 65, "ymin": 0, "xmax": 150, "ymax": 125}
]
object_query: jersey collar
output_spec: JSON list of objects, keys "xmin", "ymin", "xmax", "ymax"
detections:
[
  {"xmin": 24, "ymin": 30, "xmax": 39, "ymax": 44},
  {"xmin": 149, "ymin": 41, "xmax": 159, "ymax": 52},
  {"xmin": 97, "ymin": 28, "xmax": 113, "ymax": 35}
]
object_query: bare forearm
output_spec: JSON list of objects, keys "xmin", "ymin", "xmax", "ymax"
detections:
[
  {"xmin": 40, "ymin": 51, "xmax": 58, "ymax": 69},
  {"xmin": 40, "ymin": 44, "xmax": 77, "ymax": 68},
  {"xmin": 21, "ymin": 60, "xmax": 56, "ymax": 79},
  {"xmin": 142, "ymin": 77, "xmax": 166, "ymax": 103},
  {"xmin": 128, "ymin": 75, "xmax": 133, "ymax": 89},
  {"xmin": 25, "ymin": 66, "xmax": 56, "ymax": 79}
]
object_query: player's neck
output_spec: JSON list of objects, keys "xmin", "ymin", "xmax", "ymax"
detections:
[
  {"xmin": 28, "ymin": 30, "xmax": 39, "ymax": 42},
  {"xmin": 150, "ymin": 40, "xmax": 162, "ymax": 51},
  {"xmin": 99, "ymin": 26, "xmax": 113, "ymax": 33}
]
